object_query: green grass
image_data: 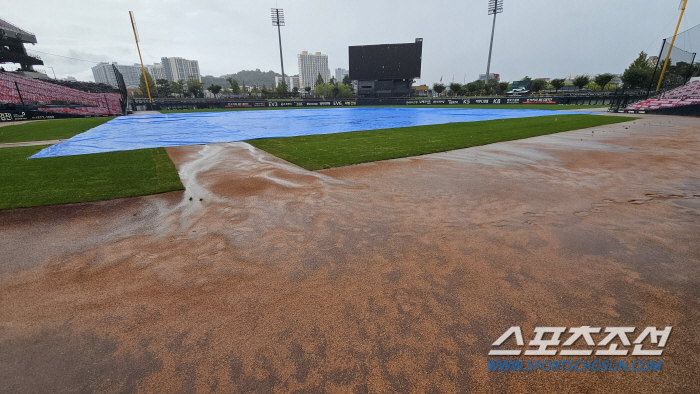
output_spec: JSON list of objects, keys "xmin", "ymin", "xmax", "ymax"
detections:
[
  {"xmin": 0, "ymin": 145, "xmax": 184, "ymax": 210},
  {"xmin": 0, "ymin": 117, "xmax": 114, "ymax": 143},
  {"xmin": 247, "ymin": 114, "xmax": 634, "ymax": 170},
  {"xmin": 160, "ymin": 104, "xmax": 606, "ymax": 114}
]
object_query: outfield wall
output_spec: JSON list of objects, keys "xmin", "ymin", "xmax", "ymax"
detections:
[
  {"xmin": 0, "ymin": 109, "xmax": 109, "ymax": 122},
  {"xmin": 134, "ymin": 95, "xmax": 613, "ymax": 111}
]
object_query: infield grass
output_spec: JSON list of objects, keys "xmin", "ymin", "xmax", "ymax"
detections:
[
  {"xmin": 0, "ymin": 117, "xmax": 114, "ymax": 143},
  {"xmin": 247, "ymin": 114, "xmax": 634, "ymax": 170},
  {"xmin": 0, "ymin": 145, "xmax": 183, "ymax": 210}
]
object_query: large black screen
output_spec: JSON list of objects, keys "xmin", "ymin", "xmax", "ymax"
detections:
[{"xmin": 349, "ymin": 40, "xmax": 422, "ymax": 80}]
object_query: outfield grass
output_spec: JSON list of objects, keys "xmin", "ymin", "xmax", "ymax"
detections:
[
  {"xmin": 0, "ymin": 117, "xmax": 114, "ymax": 143},
  {"xmin": 247, "ymin": 114, "xmax": 634, "ymax": 171},
  {"xmin": 0, "ymin": 145, "xmax": 183, "ymax": 210},
  {"xmin": 159, "ymin": 104, "xmax": 607, "ymax": 114}
]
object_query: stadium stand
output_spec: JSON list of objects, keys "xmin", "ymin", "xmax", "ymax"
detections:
[
  {"xmin": 1, "ymin": 17, "xmax": 126, "ymax": 117},
  {"xmin": 0, "ymin": 71, "xmax": 122, "ymax": 115},
  {"xmin": 0, "ymin": 18, "xmax": 43, "ymax": 71},
  {"xmin": 624, "ymin": 80, "xmax": 700, "ymax": 111}
]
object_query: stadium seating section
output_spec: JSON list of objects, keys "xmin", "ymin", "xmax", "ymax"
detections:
[
  {"xmin": 625, "ymin": 80, "xmax": 700, "ymax": 111},
  {"xmin": 0, "ymin": 72, "xmax": 122, "ymax": 116}
]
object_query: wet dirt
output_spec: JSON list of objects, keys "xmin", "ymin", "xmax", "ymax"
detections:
[{"xmin": 0, "ymin": 115, "xmax": 698, "ymax": 393}]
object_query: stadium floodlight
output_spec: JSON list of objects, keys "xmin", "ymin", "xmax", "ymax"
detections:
[
  {"xmin": 485, "ymin": 0, "xmax": 503, "ymax": 84},
  {"xmin": 271, "ymin": 8, "xmax": 286, "ymax": 91}
]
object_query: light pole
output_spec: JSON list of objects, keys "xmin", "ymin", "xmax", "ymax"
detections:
[
  {"xmin": 485, "ymin": 0, "xmax": 503, "ymax": 85},
  {"xmin": 271, "ymin": 8, "xmax": 286, "ymax": 91}
]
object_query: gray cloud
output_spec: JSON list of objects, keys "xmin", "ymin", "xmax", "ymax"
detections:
[{"xmin": 4, "ymin": 0, "xmax": 698, "ymax": 83}]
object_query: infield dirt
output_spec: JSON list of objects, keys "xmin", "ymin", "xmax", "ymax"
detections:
[{"xmin": 1, "ymin": 114, "xmax": 698, "ymax": 393}]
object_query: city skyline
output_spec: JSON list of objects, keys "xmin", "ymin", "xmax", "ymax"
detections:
[
  {"xmin": 92, "ymin": 56, "xmax": 202, "ymax": 89},
  {"xmin": 4, "ymin": 1, "xmax": 699, "ymax": 85}
]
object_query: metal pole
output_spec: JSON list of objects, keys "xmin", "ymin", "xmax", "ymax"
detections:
[
  {"xmin": 647, "ymin": 39, "xmax": 666, "ymax": 98},
  {"xmin": 277, "ymin": 25, "xmax": 285, "ymax": 88},
  {"xmin": 275, "ymin": 9, "xmax": 286, "ymax": 91},
  {"xmin": 14, "ymin": 82, "xmax": 25, "ymax": 107},
  {"xmin": 485, "ymin": 2, "xmax": 498, "ymax": 84},
  {"xmin": 685, "ymin": 53, "xmax": 696, "ymax": 84},
  {"xmin": 103, "ymin": 93, "xmax": 111, "ymax": 114},
  {"xmin": 129, "ymin": 11, "xmax": 153, "ymax": 110},
  {"xmin": 656, "ymin": 0, "xmax": 689, "ymax": 92}
]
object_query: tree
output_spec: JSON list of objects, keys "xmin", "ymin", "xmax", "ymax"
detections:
[
  {"xmin": 594, "ymin": 73, "xmax": 615, "ymax": 91},
  {"xmin": 572, "ymin": 75, "xmax": 591, "ymax": 90},
  {"xmin": 156, "ymin": 78, "xmax": 171, "ymax": 97},
  {"xmin": 621, "ymin": 52, "xmax": 654, "ymax": 89},
  {"xmin": 315, "ymin": 73, "xmax": 325, "ymax": 88},
  {"xmin": 336, "ymin": 83, "xmax": 352, "ymax": 98},
  {"xmin": 313, "ymin": 82, "xmax": 332, "ymax": 98},
  {"xmin": 329, "ymin": 77, "xmax": 337, "ymax": 85},
  {"xmin": 486, "ymin": 79, "xmax": 500, "ymax": 96},
  {"xmin": 186, "ymin": 76, "xmax": 204, "ymax": 98},
  {"xmin": 432, "ymin": 83, "xmax": 446, "ymax": 96},
  {"xmin": 138, "ymin": 71, "xmax": 156, "ymax": 99},
  {"xmin": 171, "ymin": 80, "xmax": 185, "ymax": 98},
  {"xmin": 304, "ymin": 86, "xmax": 312, "ymax": 96},
  {"xmin": 275, "ymin": 81, "xmax": 288, "ymax": 96},
  {"xmin": 449, "ymin": 82, "xmax": 462, "ymax": 97},
  {"xmin": 662, "ymin": 61, "xmax": 692, "ymax": 87},
  {"xmin": 292, "ymin": 86, "xmax": 299, "ymax": 97},
  {"xmin": 226, "ymin": 77, "xmax": 241, "ymax": 94},
  {"xmin": 550, "ymin": 78, "xmax": 565, "ymax": 93},
  {"xmin": 342, "ymin": 74, "xmax": 352, "ymax": 86},
  {"xmin": 465, "ymin": 81, "xmax": 479, "ymax": 96},
  {"xmin": 521, "ymin": 76, "xmax": 532, "ymax": 81},
  {"xmin": 208, "ymin": 84, "xmax": 222, "ymax": 98},
  {"xmin": 497, "ymin": 82, "xmax": 509, "ymax": 95},
  {"xmin": 531, "ymin": 79, "xmax": 547, "ymax": 93}
]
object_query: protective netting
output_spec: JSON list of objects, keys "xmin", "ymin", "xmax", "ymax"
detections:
[
  {"xmin": 654, "ymin": 40, "xmax": 696, "ymax": 90},
  {"xmin": 665, "ymin": 22, "xmax": 700, "ymax": 54}
]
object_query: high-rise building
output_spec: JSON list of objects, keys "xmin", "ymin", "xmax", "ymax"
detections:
[
  {"xmin": 335, "ymin": 68, "xmax": 348, "ymax": 82},
  {"xmin": 91, "ymin": 62, "xmax": 141, "ymax": 88},
  {"xmin": 275, "ymin": 75, "xmax": 300, "ymax": 90},
  {"xmin": 298, "ymin": 51, "xmax": 330, "ymax": 90},
  {"xmin": 146, "ymin": 63, "xmax": 166, "ymax": 81},
  {"xmin": 161, "ymin": 57, "xmax": 201, "ymax": 83}
]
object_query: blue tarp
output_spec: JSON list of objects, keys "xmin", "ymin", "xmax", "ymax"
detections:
[{"xmin": 30, "ymin": 107, "xmax": 588, "ymax": 158}]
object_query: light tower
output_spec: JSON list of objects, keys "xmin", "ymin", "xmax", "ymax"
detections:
[
  {"xmin": 485, "ymin": 0, "xmax": 503, "ymax": 84},
  {"xmin": 271, "ymin": 8, "xmax": 286, "ymax": 90}
]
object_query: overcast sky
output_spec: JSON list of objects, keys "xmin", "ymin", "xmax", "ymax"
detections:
[{"xmin": 4, "ymin": 1, "xmax": 700, "ymax": 84}]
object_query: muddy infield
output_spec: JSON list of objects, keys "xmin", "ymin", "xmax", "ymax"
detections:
[{"xmin": 0, "ymin": 115, "xmax": 699, "ymax": 393}]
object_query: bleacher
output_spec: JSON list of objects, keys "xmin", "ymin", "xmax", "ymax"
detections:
[
  {"xmin": 624, "ymin": 80, "xmax": 700, "ymax": 111},
  {"xmin": 0, "ymin": 71, "xmax": 122, "ymax": 116}
]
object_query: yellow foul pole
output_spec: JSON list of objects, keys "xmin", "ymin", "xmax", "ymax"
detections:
[
  {"xmin": 656, "ymin": 0, "xmax": 690, "ymax": 91},
  {"xmin": 129, "ymin": 11, "xmax": 153, "ymax": 107}
]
